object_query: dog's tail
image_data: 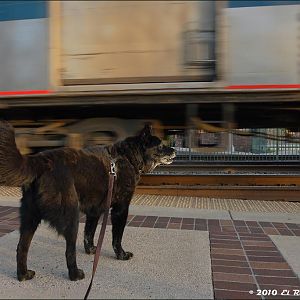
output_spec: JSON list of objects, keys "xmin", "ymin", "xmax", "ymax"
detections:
[{"xmin": 0, "ymin": 121, "xmax": 37, "ymax": 186}]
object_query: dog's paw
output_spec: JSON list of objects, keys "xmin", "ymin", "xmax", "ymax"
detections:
[
  {"xmin": 69, "ymin": 268, "xmax": 85, "ymax": 281},
  {"xmin": 116, "ymin": 251, "xmax": 133, "ymax": 260},
  {"xmin": 85, "ymin": 245, "xmax": 96, "ymax": 255},
  {"xmin": 17, "ymin": 269, "xmax": 35, "ymax": 281}
]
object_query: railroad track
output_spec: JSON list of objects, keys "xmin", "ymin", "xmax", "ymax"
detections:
[
  {"xmin": 156, "ymin": 163, "xmax": 300, "ymax": 174},
  {"xmin": 137, "ymin": 174, "xmax": 300, "ymax": 202},
  {"xmin": 1, "ymin": 168, "xmax": 300, "ymax": 202}
]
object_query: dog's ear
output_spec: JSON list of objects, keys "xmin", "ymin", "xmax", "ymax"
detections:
[{"xmin": 138, "ymin": 123, "xmax": 152, "ymax": 140}]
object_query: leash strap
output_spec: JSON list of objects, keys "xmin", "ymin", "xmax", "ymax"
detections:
[{"xmin": 84, "ymin": 162, "xmax": 116, "ymax": 299}]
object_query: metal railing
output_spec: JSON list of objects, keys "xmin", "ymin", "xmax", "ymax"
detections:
[{"xmin": 167, "ymin": 128, "xmax": 300, "ymax": 163}]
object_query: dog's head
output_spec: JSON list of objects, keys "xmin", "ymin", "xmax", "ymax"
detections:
[{"xmin": 138, "ymin": 124, "xmax": 176, "ymax": 173}]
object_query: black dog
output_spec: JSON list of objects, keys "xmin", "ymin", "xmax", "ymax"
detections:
[{"xmin": 0, "ymin": 122, "xmax": 175, "ymax": 281}]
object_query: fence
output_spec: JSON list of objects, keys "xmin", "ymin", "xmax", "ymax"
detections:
[{"xmin": 167, "ymin": 128, "xmax": 300, "ymax": 163}]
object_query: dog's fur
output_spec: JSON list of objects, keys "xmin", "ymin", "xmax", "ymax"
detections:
[{"xmin": 0, "ymin": 121, "xmax": 175, "ymax": 281}]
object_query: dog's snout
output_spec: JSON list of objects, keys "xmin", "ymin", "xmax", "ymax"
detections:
[{"xmin": 170, "ymin": 147, "xmax": 176, "ymax": 157}]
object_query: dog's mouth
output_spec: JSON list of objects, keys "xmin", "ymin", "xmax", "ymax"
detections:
[
  {"xmin": 145, "ymin": 152, "xmax": 176, "ymax": 173},
  {"xmin": 160, "ymin": 153, "xmax": 176, "ymax": 165}
]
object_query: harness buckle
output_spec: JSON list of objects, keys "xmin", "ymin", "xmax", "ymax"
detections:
[{"xmin": 110, "ymin": 160, "xmax": 117, "ymax": 177}]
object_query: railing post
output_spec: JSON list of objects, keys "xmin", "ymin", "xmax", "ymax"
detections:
[
  {"xmin": 276, "ymin": 128, "xmax": 279, "ymax": 162},
  {"xmin": 222, "ymin": 103, "xmax": 235, "ymax": 162},
  {"xmin": 188, "ymin": 129, "xmax": 192, "ymax": 161},
  {"xmin": 185, "ymin": 104, "xmax": 198, "ymax": 162}
]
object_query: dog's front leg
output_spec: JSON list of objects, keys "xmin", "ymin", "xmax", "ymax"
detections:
[{"xmin": 111, "ymin": 202, "xmax": 133, "ymax": 260}]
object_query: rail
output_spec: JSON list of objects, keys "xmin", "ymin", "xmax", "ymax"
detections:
[{"xmin": 137, "ymin": 174, "xmax": 300, "ymax": 202}]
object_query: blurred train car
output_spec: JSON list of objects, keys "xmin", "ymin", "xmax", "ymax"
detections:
[{"xmin": 1, "ymin": 1, "xmax": 300, "ymax": 153}]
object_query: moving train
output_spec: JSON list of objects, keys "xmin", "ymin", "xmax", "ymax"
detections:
[{"xmin": 1, "ymin": 1, "xmax": 300, "ymax": 153}]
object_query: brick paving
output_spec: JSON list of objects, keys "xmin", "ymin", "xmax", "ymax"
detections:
[
  {"xmin": 210, "ymin": 230, "xmax": 300, "ymax": 299},
  {"xmin": 0, "ymin": 206, "xmax": 19, "ymax": 237},
  {"xmin": 0, "ymin": 205, "xmax": 300, "ymax": 299}
]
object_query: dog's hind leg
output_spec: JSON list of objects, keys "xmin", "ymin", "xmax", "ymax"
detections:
[
  {"xmin": 17, "ymin": 222, "xmax": 40, "ymax": 281},
  {"xmin": 17, "ymin": 189, "xmax": 41, "ymax": 281},
  {"xmin": 84, "ymin": 213, "xmax": 101, "ymax": 254},
  {"xmin": 63, "ymin": 204, "xmax": 85, "ymax": 281},
  {"xmin": 111, "ymin": 202, "xmax": 133, "ymax": 260}
]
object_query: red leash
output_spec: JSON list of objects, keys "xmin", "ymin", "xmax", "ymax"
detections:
[{"xmin": 84, "ymin": 162, "xmax": 116, "ymax": 299}]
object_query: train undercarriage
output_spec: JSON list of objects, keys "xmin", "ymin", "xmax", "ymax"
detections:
[{"xmin": 1, "ymin": 89, "xmax": 300, "ymax": 154}]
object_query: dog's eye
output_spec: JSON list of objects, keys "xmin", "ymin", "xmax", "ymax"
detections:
[{"xmin": 158, "ymin": 144, "xmax": 163, "ymax": 150}]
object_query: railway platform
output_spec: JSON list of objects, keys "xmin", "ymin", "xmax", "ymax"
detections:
[{"xmin": 0, "ymin": 187, "xmax": 299, "ymax": 299}]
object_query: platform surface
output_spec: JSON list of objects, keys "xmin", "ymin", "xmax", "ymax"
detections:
[{"xmin": 0, "ymin": 188, "xmax": 299, "ymax": 299}]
